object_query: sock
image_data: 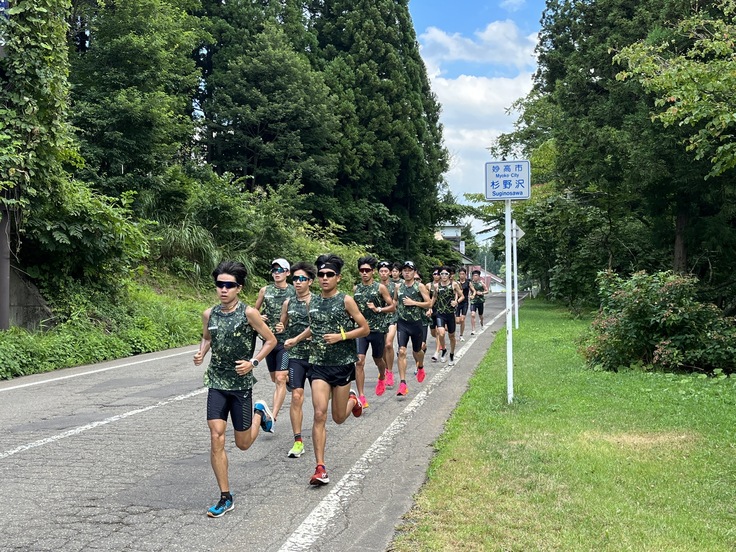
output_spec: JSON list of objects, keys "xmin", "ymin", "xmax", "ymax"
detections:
[
  {"xmin": 401, "ymin": 379, "xmax": 407, "ymax": 384},
  {"xmin": 221, "ymin": 492, "xmax": 232, "ymax": 501},
  {"xmin": 417, "ymin": 365, "xmax": 423, "ymax": 369},
  {"xmin": 294, "ymin": 433, "xmax": 302, "ymax": 442}
]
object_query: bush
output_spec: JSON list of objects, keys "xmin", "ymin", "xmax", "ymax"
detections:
[{"xmin": 579, "ymin": 270, "xmax": 736, "ymax": 374}]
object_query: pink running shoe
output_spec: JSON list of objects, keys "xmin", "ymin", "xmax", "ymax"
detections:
[
  {"xmin": 359, "ymin": 394, "xmax": 369, "ymax": 409},
  {"xmin": 416, "ymin": 367, "xmax": 426, "ymax": 383},
  {"xmin": 385, "ymin": 370, "xmax": 395, "ymax": 388},
  {"xmin": 396, "ymin": 381, "xmax": 408, "ymax": 396},
  {"xmin": 375, "ymin": 378, "xmax": 386, "ymax": 396}
]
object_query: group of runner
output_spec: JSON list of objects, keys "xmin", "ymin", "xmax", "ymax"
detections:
[{"xmin": 193, "ymin": 255, "xmax": 489, "ymax": 517}]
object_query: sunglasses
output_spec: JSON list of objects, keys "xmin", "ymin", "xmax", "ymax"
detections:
[
  {"xmin": 359, "ymin": 267, "xmax": 373, "ymax": 273},
  {"xmin": 215, "ymin": 281, "xmax": 239, "ymax": 289},
  {"xmin": 432, "ymin": 272, "xmax": 439, "ymax": 276},
  {"xmin": 440, "ymin": 271, "xmax": 449, "ymax": 276},
  {"xmin": 292, "ymin": 275, "xmax": 311, "ymax": 283},
  {"xmin": 271, "ymin": 267, "xmax": 288, "ymax": 274},
  {"xmin": 317, "ymin": 271, "xmax": 337, "ymax": 278}
]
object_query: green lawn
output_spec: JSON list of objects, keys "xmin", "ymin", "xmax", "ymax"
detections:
[{"xmin": 391, "ymin": 299, "xmax": 736, "ymax": 551}]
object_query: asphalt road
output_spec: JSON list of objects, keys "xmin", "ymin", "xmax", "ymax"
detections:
[{"xmin": 0, "ymin": 295, "xmax": 508, "ymax": 552}]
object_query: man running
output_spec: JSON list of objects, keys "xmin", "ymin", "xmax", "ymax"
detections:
[
  {"xmin": 433, "ymin": 266, "xmax": 462, "ymax": 366},
  {"xmin": 353, "ymin": 256, "xmax": 395, "ymax": 406},
  {"xmin": 455, "ymin": 267, "xmax": 470, "ymax": 341},
  {"xmin": 379, "ymin": 261, "xmax": 400, "ymax": 388},
  {"xmin": 393, "ymin": 261, "xmax": 432, "ymax": 396},
  {"xmin": 254, "ymin": 258, "xmax": 296, "ymax": 430},
  {"xmin": 469, "ymin": 270, "xmax": 489, "ymax": 333},
  {"xmin": 307, "ymin": 254, "xmax": 370, "ymax": 485},
  {"xmin": 193, "ymin": 261, "xmax": 277, "ymax": 518},
  {"xmin": 276, "ymin": 261, "xmax": 316, "ymax": 459}
]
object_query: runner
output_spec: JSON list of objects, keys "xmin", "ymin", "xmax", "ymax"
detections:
[
  {"xmin": 433, "ymin": 266, "xmax": 462, "ymax": 366},
  {"xmin": 276, "ymin": 261, "xmax": 316, "ymax": 459},
  {"xmin": 469, "ymin": 269, "xmax": 489, "ymax": 334},
  {"xmin": 254, "ymin": 258, "xmax": 296, "ymax": 430},
  {"xmin": 307, "ymin": 254, "xmax": 370, "ymax": 485},
  {"xmin": 393, "ymin": 260, "xmax": 432, "ymax": 397},
  {"xmin": 379, "ymin": 261, "xmax": 401, "ymax": 388},
  {"xmin": 353, "ymin": 256, "xmax": 395, "ymax": 406},
  {"xmin": 455, "ymin": 267, "xmax": 470, "ymax": 341},
  {"xmin": 193, "ymin": 261, "xmax": 277, "ymax": 518},
  {"xmin": 428, "ymin": 267, "xmax": 441, "ymax": 362}
]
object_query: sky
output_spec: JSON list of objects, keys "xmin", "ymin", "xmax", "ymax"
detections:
[{"xmin": 408, "ymin": 0, "xmax": 547, "ymax": 229}]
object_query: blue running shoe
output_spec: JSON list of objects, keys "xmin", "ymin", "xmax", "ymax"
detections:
[
  {"xmin": 207, "ymin": 496, "xmax": 234, "ymax": 518},
  {"xmin": 253, "ymin": 400, "xmax": 274, "ymax": 433}
]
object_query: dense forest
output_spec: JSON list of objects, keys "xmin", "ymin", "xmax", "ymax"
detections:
[{"xmin": 0, "ymin": 0, "xmax": 463, "ymax": 300}]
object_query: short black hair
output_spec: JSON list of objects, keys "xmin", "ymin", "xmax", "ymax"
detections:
[
  {"xmin": 472, "ymin": 269, "xmax": 481, "ymax": 276},
  {"xmin": 358, "ymin": 255, "xmax": 377, "ymax": 269},
  {"xmin": 392, "ymin": 262, "xmax": 402, "ymax": 271},
  {"xmin": 212, "ymin": 261, "xmax": 247, "ymax": 286},
  {"xmin": 291, "ymin": 261, "xmax": 317, "ymax": 280},
  {"xmin": 458, "ymin": 267, "xmax": 467, "ymax": 274},
  {"xmin": 315, "ymin": 253, "xmax": 345, "ymax": 274}
]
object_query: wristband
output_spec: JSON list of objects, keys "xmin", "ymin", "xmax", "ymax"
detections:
[{"xmin": 340, "ymin": 327, "xmax": 347, "ymax": 341}]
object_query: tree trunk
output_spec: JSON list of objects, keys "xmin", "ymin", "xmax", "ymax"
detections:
[{"xmin": 673, "ymin": 209, "xmax": 688, "ymax": 273}]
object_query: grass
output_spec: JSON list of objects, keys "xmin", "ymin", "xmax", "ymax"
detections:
[{"xmin": 391, "ymin": 299, "xmax": 736, "ymax": 551}]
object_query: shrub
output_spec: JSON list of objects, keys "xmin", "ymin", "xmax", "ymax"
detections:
[{"xmin": 579, "ymin": 271, "xmax": 736, "ymax": 374}]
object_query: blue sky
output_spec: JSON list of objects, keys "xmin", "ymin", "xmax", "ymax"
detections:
[{"xmin": 408, "ymin": 0, "xmax": 547, "ymax": 224}]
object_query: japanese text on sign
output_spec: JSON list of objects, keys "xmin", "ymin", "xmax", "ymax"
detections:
[{"xmin": 485, "ymin": 160, "xmax": 531, "ymax": 201}]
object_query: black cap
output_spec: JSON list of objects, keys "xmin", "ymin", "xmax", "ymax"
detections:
[
  {"xmin": 402, "ymin": 260, "xmax": 416, "ymax": 270},
  {"xmin": 377, "ymin": 260, "xmax": 391, "ymax": 269}
]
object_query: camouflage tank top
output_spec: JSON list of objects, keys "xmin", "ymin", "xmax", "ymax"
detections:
[
  {"xmin": 396, "ymin": 281, "xmax": 425, "ymax": 324},
  {"xmin": 203, "ymin": 302, "xmax": 258, "ymax": 391},
  {"xmin": 308, "ymin": 292, "xmax": 357, "ymax": 366},
  {"xmin": 435, "ymin": 283, "xmax": 456, "ymax": 314},
  {"xmin": 354, "ymin": 281, "xmax": 388, "ymax": 333},
  {"xmin": 384, "ymin": 280, "xmax": 399, "ymax": 325},
  {"xmin": 471, "ymin": 281, "xmax": 486, "ymax": 305},
  {"xmin": 283, "ymin": 293, "xmax": 314, "ymax": 361},
  {"xmin": 261, "ymin": 283, "xmax": 296, "ymax": 343}
]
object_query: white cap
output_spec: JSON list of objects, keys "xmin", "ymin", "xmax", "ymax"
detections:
[{"xmin": 271, "ymin": 258, "xmax": 290, "ymax": 270}]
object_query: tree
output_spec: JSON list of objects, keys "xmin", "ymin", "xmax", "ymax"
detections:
[
  {"xmin": 615, "ymin": 0, "xmax": 736, "ymax": 178},
  {"xmin": 307, "ymin": 0, "xmax": 449, "ymax": 258},
  {"xmin": 68, "ymin": 0, "xmax": 202, "ymax": 202}
]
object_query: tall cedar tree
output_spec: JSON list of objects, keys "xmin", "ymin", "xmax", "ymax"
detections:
[
  {"xmin": 535, "ymin": 0, "xmax": 734, "ymax": 288},
  {"xmin": 68, "ymin": 0, "xmax": 201, "ymax": 203},
  {"xmin": 197, "ymin": 2, "xmax": 339, "ymax": 201},
  {"xmin": 306, "ymin": 0, "xmax": 449, "ymax": 258}
]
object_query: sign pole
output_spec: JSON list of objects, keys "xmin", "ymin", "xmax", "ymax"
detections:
[
  {"xmin": 485, "ymin": 159, "xmax": 530, "ymax": 406},
  {"xmin": 505, "ymin": 201, "xmax": 514, "ymax": 404},
  {"xmin": 512, "ymin": 220, "xmax": 520, "ymax": 330}
]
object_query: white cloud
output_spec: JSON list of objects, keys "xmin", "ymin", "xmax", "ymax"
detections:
[
  {"xmin": 419, "ymin": 21, "xmax": 537, "ymax": 73},
  {"xmin": 500, "ymin": 0, "xmax": 527, "ymax": 12}
]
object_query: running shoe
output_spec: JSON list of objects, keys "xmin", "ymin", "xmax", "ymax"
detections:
[
  {"xmin": 459, "ymin": 335, "xmax": 465, "ymax": 342},
  {"xmin": 359, "ymin": 394, "xmax": 369, "ymax": 409},
  {"xmin": 431, "ymin": 354, "xmax": 438, "ymax": 362},
  {"xmin": 416, "ymin": 367, "xmax": 426, "ymax": 383},
  {"xmin": 207, "ymin": 496, "xmax": 234, "ymax": 518},
  {"xmin": 288, "ymin": 441, "xmax": 304, "ymax": 458},
  {"xmin": 396, "ymin": 381, "xmax": 408, "ymax": 396},
  {"xmin": 375, "ymin": 378, "xmax": 386, "ymax": 396},
  {"xmin": 440, "ymin": 349, "xmax": 448, "ymax": 363},
  {"xmin": 386, "ymin": 371, "xmax": 395, "ymax": 388},
  {"xmin": 449, "ymin": 354, "xmax": 455, "ymax": 366},
  {"xmin": 310, "ymin": 464, "xmax": 330, "ymax": 485},
  {"xmin": 470, "ymin": 331, "xmax": 476, "ymax": 336},
  {"xmin": 253, "ymin": 400, "xmax": 274, "ymax": 433},
  {"xmin": 349, "ymin": 389, "xmax": 363, "ymax": 417}
]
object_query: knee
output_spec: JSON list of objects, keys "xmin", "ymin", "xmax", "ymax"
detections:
[
  {"xmin": 292, "ymin": 390, "xmax": 304, "ymax": 407},
  {"xmin": 275, "ymin": 372, "xmax": 288, "ymax": 385},
  {"xmin": 398, "ymin": 348, "xmax": 407, "ymax": 359},
  {"xmin": 313, "ymin": 407, "xmax": 328, "ymax": 425}
]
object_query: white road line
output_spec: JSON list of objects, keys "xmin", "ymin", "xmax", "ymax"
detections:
[
  {"xmin": 278, "ymin": 310, "xmax": 506, "ymax": 551},
  {"xmin": 0, "ymin": 388, "xmax": 207, "ymax": 460},
  {"xmin": 0, "ymin": 349, "xmax": 198, "ymax": 393}
]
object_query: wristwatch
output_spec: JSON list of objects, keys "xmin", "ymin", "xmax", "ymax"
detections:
[
  {"xmin": 250, "ymin": 358, "xmax": 259, "ymax": 367},
  {"xmin": 378, "ymin": 307, "xmax": 383, "ymax": 313}
]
